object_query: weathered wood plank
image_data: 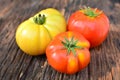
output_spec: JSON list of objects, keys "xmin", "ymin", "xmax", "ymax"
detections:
[{"xmin": 0, "ymin": 0, "xmax": 120, "ymax": 80}]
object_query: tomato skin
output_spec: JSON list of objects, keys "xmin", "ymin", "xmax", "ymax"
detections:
[
  {"xmin": 46, "ymin": 31, "xmax": 90, "ymax": 74},
  {"xmin": 16, "ymin": 8, "xmax": 66, "ymax": 55},
  {"xmin": 67, "ymin": 8, "xmax": 109, "ymax": 47}
]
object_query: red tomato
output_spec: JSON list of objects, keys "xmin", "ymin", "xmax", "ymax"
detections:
[
  {"xmin": 67, "ymin": 7, "xmax": 109, "ymax": 47},
  {"xmin": 46, "ymin": 31, "xmax": 90, "ymax": 74}
]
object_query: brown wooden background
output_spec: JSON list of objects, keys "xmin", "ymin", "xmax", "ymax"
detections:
[{"xmin": 0, "ymin": 0, "xmax": 120, "ymax": 80}]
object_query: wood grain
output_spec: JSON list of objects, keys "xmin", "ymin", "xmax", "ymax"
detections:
[{"xmin": 0, "ymin": 0, "xmax": 120, "ymax": 80}]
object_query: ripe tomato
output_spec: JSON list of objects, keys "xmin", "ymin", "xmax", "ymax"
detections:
[
  {"xmin": 46, "ymin": 31, "xmax": 90, "ymax": 74},
  {"xmin": 68, "ymin": 7, "xmax": 109, "ymax": 47},
  {"xmin": 16, "ymin": 8, "xmax": 66, "ymax": 55}
]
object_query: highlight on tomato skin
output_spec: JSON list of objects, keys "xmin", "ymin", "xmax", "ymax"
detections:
[
  {"xmin": 67, "ymin": 7, "xmax": 110, "ymax": 47},
  {"xmin": 46, "ymin": 31, "xmax": 90, "ymax": 74}
]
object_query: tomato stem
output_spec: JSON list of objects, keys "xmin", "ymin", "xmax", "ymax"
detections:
[
  {"xmin": 62, "ymin": 36, "xmax": 83, "ymax": 56},
  {"xmin": 82, "ymin": 7, "xmax": 102, "ymax": 17},
  {"xmin": 33, "ymin": 14, "xmax": 46, "ymax": 25}
]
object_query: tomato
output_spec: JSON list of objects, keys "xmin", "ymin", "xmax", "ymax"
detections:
[
  {"xmin": 67, "ymin": 7, "xmax": 109, "ymax": 47},
  {"xmin": 46, "ymin": 31, "xmax": 90, "ymax": 74},
  {"xmin": 16, "ymin": 8, "xmax": 67, "ymax": 55}
]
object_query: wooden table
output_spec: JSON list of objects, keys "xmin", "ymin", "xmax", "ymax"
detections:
[{"xmin": 0, "ymin": 0, "xmax": 120, "ymax": 80}]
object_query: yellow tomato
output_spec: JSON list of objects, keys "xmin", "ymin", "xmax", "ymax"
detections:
[{"xmin": 16, "ymin": 8, "xmax": 67, "ymax": 55}]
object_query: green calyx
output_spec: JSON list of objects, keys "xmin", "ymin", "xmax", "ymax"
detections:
[
  {"xmin": 82, "ymin": 7, "xmax": 102, "ymax": 17},
  {"xmin": 33, "ymin": 14, "xmax": 46, "ymax": 25},
  {"xmin": 62, "ymin": 36, "xmax": 83, "ymax": 56}
]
